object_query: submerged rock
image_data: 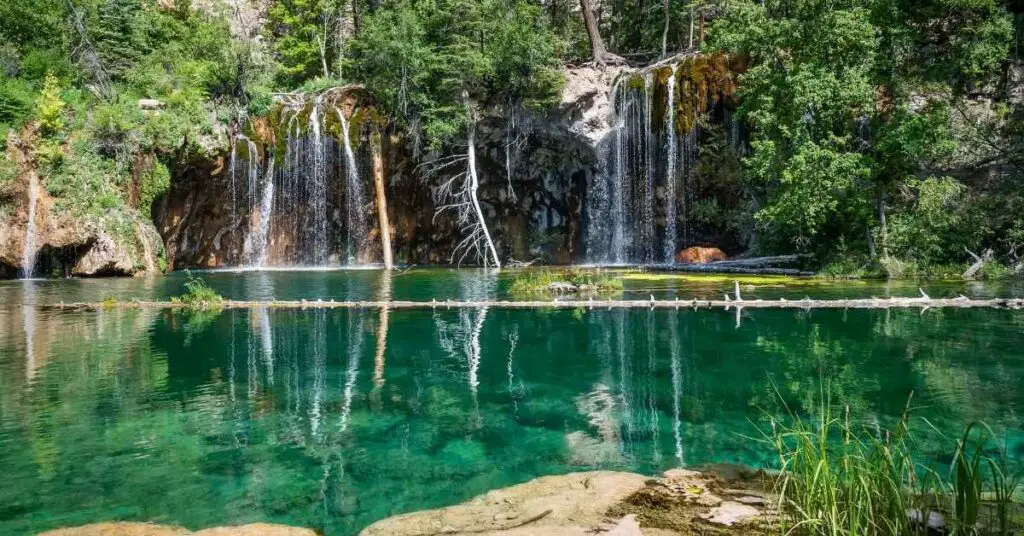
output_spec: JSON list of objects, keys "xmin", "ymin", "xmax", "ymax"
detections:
[
  {"xmin": 38, "ymin": 523, "xmax": 189, "ymax": 536},
  {"xmin": 38, "ymin": 523, "xmax": 317, "ymax": 536}
]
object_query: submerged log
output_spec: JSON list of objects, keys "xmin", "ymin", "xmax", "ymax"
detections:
[
  {"xmin": 706, "ymin": 255, "xmax": 808, "ymax": 268},
  {"xmin": 663, "ymin": 264, "xmax": 815, "ymax": 276},
  {"xmin": 41, "ymin": 296, "xmax": 1024, "ymax": 311}
]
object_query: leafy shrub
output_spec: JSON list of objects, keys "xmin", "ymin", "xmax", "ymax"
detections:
[
  {"xmin": 172, "ymin": 272, "xmax": 224, "ymax": 307},
  {"xmin": 35, "ymin": 72, "xmax": 64, "ymax": 137}
]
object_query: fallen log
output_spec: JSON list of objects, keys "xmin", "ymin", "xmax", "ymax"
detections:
[
  {"xmin": 663, "ymin": 264, "xmax": 815, "ymax": 276},
  {"xmin": 38, "ymin": 296, "xmax": 1024, "ymax": 312},
  {"xmin": 962, "ymin": 248, "xmax": 994, "ymax": 280},
  {"xmin": 705, "ymin": 254, "xmax": 808, "ymax": 268}
]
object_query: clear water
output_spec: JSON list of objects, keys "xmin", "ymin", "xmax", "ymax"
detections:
[{"xmin": 1, "ymin": 272, "xmax": 1023, "ymax": 535}]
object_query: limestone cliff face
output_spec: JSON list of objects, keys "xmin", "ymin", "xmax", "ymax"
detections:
[
  {"xmin": 0, "ymin": 125, "xmax": 162, "ymax": 278},
  {"xmin": 152, "ymin": 76, "xmax": 611, "ymax": 269}
]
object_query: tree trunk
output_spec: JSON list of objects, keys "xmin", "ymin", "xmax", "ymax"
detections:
[
  {"xmin": 467, "ymin": 120, "xmax": 502, "ymax": 268},
  {"xmin": 580, "ymin": 0, "xmax": 609, "ymax": 64},
  {"xmin": 372, "ymin": 133, "xmax": 393, "ymax": 270},
  {"xmin": 877, "ymin": 193, "xmax": 888, "ymax": 257},
  {"xmin": 662, "ymin": 0, "xmax": 670, "ymax": 57}
]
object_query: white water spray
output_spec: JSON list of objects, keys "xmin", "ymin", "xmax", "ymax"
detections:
[
  {"xmin": 309, "ymin": 95, "xmax": 328, "ymax": 262},
  {"xmin": 664, "ymin": 64, "xmax": 679, "ymax": 263},
  {"xmin": 336, "ymin": 107, "xmax": 366, "ymax": 263}
]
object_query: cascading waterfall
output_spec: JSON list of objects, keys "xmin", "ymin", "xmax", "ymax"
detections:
[
  {"xmin": 21, "ymin": 174, "xmax": 39, "ymax": 278},
  {"xmin": 336, "ymin": 108, "xmax": 367, "ymax": 263},
  {"xmin": 226, "ymin": 91, "xmax": 378, "ymax": 267},
  {"xmin": 585, "ymin": 57, "xmax": 733, "ymax": 265},
  {"xmin": 308, "ymin": 95, "xmax": 328, "ymax": 263},
  {"xmin": 663, "ymin": 64, "xmax": 679, "ymax": 263}
]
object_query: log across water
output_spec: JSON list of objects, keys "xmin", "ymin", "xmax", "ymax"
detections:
[{"xmin": 37, "ymin": 296, "xmax": 1024, "ymax": 312}]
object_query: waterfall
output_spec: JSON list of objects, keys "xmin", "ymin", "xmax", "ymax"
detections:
[
  {"xmin": 609, "ymin": 81, "xmax": 628, "ymax": 264},
  {"xmin": 585, "ymin": 59, "xmax": 723, "ymax": 265},
  {"xmin": 309, "ymin": 95, "xmax": 328, "ymax": 263},
  {"xmin": 21, "ymin": 174, "xmax": 39, "ymax": 278},
  {"xmin": 336, "ymin": 107, "xmax": 366, "ymax": 263},
  {"xmin": 239, "ymin": 137, "xmax": 273, "ymax": 267},
  {"xmin": 663, "ymin": 64, "xmax": 679, "ymax": 263}
]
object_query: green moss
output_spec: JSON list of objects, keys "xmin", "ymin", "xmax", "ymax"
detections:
[{"xmin": 508, "ymin": 269, "xmax": 624, "ymax": 295}]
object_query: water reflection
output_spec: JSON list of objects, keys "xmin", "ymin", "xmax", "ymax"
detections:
[{"xmin": 0, "ymin": 305, "xmax": 1022, "ymax": 535}]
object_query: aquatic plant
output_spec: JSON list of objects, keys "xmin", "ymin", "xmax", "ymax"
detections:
[
  {"xmin": 508, "ymin": 269, "xmax": 623, "ymax": 295},
  {"xmin": 767, "ymin": 393, "xmax": 1023, "ymax": 536},
  {"xmin": 171, "ymin": 272, "xmax": 224, "ymax": 307}
]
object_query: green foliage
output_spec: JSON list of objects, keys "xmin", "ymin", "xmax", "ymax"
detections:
[
  {"xmin": 35, "ymin": 73, "xmax": 65, "ymax": 137},
  {"xmin": 171, "ymin": 272, "xmax": 224, "ymax": 307},
  {"xmin": 139, "ymin": 160, "xmax": 170, "ymax": 218},
  {"xmin": 267, "ymin": 0, "xmax": 346, "ymax": 86},
  {"xmin": 347, "ymin": 0, "xmax": 564, "ymax": 147},
  {"xmin": 707, "ymin": 0, "xmax": 1013, "ymax": 266}
]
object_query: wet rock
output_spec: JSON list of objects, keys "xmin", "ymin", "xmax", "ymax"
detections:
[
  {"xmin": 39, "ymin": 523, "xmax": 317, "ymax": 536},
  {"xmin": 699, "ymin": 501, "xmax": 761, "ymax": 526},
  {"xmin": 360, "ymin": 471, "xmax": 648, "ymax": 536},
  {"xmin": 676, "ymin": 246, "xmax": 728, "ymax": 264},
  {"xmin": 548, "ymin": 281, "xmax": 579, "ymax": 293},
  {"xmin": 191, "ymin": 523, "xmax": 318, "ymax": 536},
  {"xmin": 38, "ymin": 522, "xmax": 189, "ymax": 536}
]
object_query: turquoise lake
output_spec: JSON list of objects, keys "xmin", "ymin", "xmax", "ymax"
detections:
[{"xmin": 1, "ymin": 270, "xmax": 1023, "ymax": 534}]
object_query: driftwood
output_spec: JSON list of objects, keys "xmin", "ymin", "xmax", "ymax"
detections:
[
  {"xmin": 663, "ymin": 264, "xmax": 815, "ymax": 276},
  {"xmin": 39, "ymin": 295, "xmax": 1024, "ymax": 312},
  {"xmin": 963, "ymin": 248, "xmax": 994, "ymax": 280},
  {"xmin": 705, "ymin": 254, "xmax": 808, "ymax": 268}
]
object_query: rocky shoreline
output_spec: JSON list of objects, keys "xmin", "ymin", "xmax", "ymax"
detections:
[{"xmin": 39, "ymin": 467, "xmax": 777, "ymax": 536}]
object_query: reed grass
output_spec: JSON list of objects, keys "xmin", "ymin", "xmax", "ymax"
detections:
[{"xmin": 766, "ymin": 390, "xmax": 1022, "ymax": 536}]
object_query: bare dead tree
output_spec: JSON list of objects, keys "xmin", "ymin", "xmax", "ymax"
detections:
[
  {"xmin": 64, "ymin": 0, "xmax": 112, "ymax": 100},
  {"xmin": 424, "ymin": 95, "xmax": 502, "ymax": 268}
]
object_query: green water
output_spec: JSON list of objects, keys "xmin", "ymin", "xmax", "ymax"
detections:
[{"xmin": 1, "ymin": 273, "xmax": 1023, "ymax": 535}]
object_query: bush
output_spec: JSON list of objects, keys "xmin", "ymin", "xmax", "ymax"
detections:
[{"xmin": 172, "ymin": 272, "xmax": 224, "ymax": 307}]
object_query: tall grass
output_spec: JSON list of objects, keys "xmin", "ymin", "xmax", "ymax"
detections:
[{"xmin": 767, "ymin": 391, "xmax": 1021, "ymax": 536}]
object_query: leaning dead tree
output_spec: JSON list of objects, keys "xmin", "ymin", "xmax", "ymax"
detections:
[{"xmin": 427, "ymin": 93, "xmax": 502, "ymax": 268}]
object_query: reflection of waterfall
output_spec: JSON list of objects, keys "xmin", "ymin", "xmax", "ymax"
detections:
[
  {"xmin": 21, "ymin": 173, "xmax": 39, "ymax": 278},
  {"xmin": 669, "ymin": 310, "xmax": 684, "ymax": 466},
  {"xmin": 310, "ymin": 309, "xmax": 327, "ymax": 439},
  {"xmin": 22, "ymin": 281, "xmax": 36, "ymax": 383},
  {"xmin": 340, "ymin": 311, "xmax": 363, "ymax": 433}
]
